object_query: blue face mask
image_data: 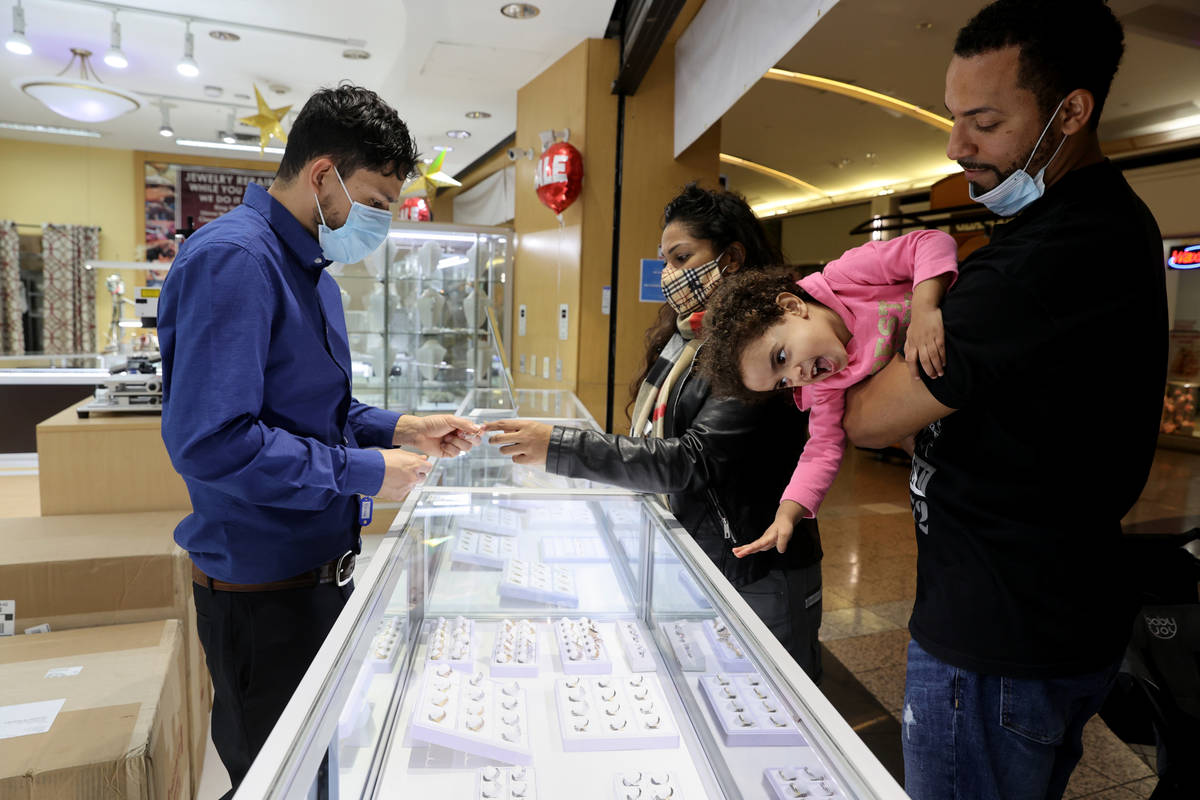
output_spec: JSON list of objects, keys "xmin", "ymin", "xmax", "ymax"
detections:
[
  {"xmin": 968, "ymin": 98, "xmax": 1068, "ymax": 217},
  {"xmin": 314, "ymin": 167, "xmax": 392, "ymax": 264}
]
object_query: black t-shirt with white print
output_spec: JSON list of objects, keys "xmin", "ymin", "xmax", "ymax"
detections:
[{"xmin": 910, "ymin": 160, "xmax": 1166, "ymax": 679}]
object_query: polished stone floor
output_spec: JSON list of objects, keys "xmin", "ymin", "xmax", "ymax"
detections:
[{"xmin": 815, "ymin": 444, "xmax": 1200, "ymax": 799}]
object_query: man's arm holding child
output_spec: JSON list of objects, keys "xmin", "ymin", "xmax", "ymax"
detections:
[{"xmin": 905, "ymin": 273, "xmax": 954, "ymax": 380}]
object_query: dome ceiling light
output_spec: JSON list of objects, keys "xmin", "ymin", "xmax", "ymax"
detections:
[{"xmin": 13, "ymin": 47, "xmax": 141, "ymax": 123}]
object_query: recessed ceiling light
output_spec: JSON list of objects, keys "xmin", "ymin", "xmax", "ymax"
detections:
[
  {"xmin": 465, "ymin": 110, "xmax": 491, "ymax": 119},
  {"xmin": 268, "ymin": 83, "xmax": 290, "ymax": 95},
  {"xmin": 421, "ymin": 157, "xmax": 433, "ymax": 164},
  {"xmin": 432, "ymin": 145, "xmax": 454, "ymax": 152},
  {"xmin": 203, "ymin": 85, "xmax": 223, "ymax": 98},
  {"xmin": 234, "ymin": 93, "xmax": 250, "ymax": 101},
  {"xmin": 342, "ymin": 48, "xmax": 371, "ymax": 60},
  {"xmin": 209, "ymin": 30, "xmax": 240, "ymax": 41},
  {"xmin": 500, "ymin": 3, "xmax": 540, "ymax": 19},
  {"xmin": 916, "ymin": 21, "xmax": 933, "ymax": 31},
  {"xmin": 0, "ymin": 120, "xmax": 101, "ymax": 138},
  {"xmin": 446, "ymin": 129, "xmax": 471, "ymax": 139}
]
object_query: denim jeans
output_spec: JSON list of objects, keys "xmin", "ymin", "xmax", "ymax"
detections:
[{"xmin": 902, "ymin": 639, "xmax": 1121, "ymax": 800}]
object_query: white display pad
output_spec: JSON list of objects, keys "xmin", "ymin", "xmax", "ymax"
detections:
[
  {"xmin": 492, "ymin": 619, "xmax": 539, "ymax": 678},
  {"xmin": 660, "ymin": 621, "xmax": 706, "ymax": 672},
  {"xmin": 615, "ymin": 621, "xmax": 656, "ymax": 672},
  {"xmin": 427, "ymin": 617, "xmax": 477, "ymax": 672},
  {"xmin": 697, "ymin": 673, "xmax": 806, "ymax": 747},
  {"xmin": 368, "ymin": 615, "xmax": 405, "ymax": 674},
  {"xmin": 408, "ymin": 666, "xmax": 533, "ymax": 765},
  {"xmin": 454, "ymin": 531, "xmax": 520, "ymax": 569},
  {"xmin": 612, "ymin": 770, "xmax": 682, "ymax": 800},
  {"xmin": 498, "ymin": 560, "xmax": 579, "ymax": 608},
  {"xmin": 539, "ymin": 536, "xmax": 609, "ymax": 563},
  {"xmin": 553, "ymin": 674, "xmax": 680, "ymax": 752},
  {"xmin": 521, "ymin": 503, "xmax": 597, "ymax": 532},
  {"xmin": 477, "ymin": 765, "xmax": 538, "ymax": 799},
  {"xmin": 554, "ymin": 617, "xmax": 612, "ymax": 674},
  {"xmin": 701, "ymin": 618, "xmax": 753, "ymax": 673},
  {"xmin": 461, "ymin": 506, "xmax": 524, "ymax": 537},
  {"xmin": 765, "ymin": 763, "xmax": 844, "ymax": 799}
]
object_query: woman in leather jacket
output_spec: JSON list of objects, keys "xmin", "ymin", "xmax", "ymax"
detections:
[{"xmin": 487, "ymin": 184, "xmax": 822, "ymax": 680}]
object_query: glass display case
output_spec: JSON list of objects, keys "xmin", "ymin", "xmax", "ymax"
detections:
[
  {"xmin": 331, "ymin": 222, "xmax": 513, "ymax": 412},
  {"xmin": 237, "ymin": 487, "xmax": 908, "ymax": 800}
]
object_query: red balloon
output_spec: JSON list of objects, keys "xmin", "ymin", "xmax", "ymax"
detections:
[
  {"xmin": 535, "ymin": 141, "xmax": 583, "ymax": 216},
  {"xmin": 398, "ymin": 197, "xmax": 431, "ymax": 222}
]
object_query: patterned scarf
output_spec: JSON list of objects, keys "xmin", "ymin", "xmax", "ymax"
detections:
[{"xmin": 630, "ymin": 310, "xmax": 706, "ymax": 438}]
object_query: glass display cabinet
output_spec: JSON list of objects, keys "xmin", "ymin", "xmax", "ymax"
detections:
[
  {"xmin": 331, "ymin": 222, "xmax": 513, "ymax": 412},
  {"xmin": 237, "ymin": 487, "xmax": 908, "ymax": 800}
]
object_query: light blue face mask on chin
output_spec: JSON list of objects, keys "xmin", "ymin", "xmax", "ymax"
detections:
[
  {"xmin": 314, "ymin": 166, "xmax": 393, "ymax": 264},
  {"xmin": 969, "ymin": 97, "xmax": 1069, "ymax": 217}
]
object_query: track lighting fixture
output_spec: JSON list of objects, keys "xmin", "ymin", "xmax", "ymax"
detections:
[
  {"xmin": 5, "ymin": 0, "xmax": 32, "ymax": 56},
  {"xmin": 176, "ymin": 21, "xmax": 199, "ymax": 77},
  {"xmin": 103, "ymin": 11, "xmax": 127, "ymax": 69}
]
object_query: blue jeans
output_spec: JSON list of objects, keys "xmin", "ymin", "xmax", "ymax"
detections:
[{"xmin": 902, "ymin": 639, "xmax": 1121, "ymax": 800}]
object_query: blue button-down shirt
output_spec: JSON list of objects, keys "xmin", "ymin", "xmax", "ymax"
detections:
[{"xmin": 160, "ymin": 183, "xmax": 400, "ymax": 583}]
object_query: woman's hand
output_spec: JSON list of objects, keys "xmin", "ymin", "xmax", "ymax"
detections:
[
  {"xmin": 483, "ymin": 420, "xmax": 553, "ymax": 466},
  {"xmin": 904, "ymin": 307, "xmax": 946, "ymax": 380}
]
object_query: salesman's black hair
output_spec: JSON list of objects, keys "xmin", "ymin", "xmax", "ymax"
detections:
[{"xmin": 276, "ymin": 84, "xmax": 417, "ymax": 182}]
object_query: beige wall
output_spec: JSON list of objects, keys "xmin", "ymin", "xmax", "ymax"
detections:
[{"xmin": 779, "ymin": 202, "xmax": 872, "ymax": 266}]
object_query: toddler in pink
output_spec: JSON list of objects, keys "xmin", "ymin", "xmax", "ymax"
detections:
[{"xmin": 702, "ymin": 230, "xmax": 958, "ymax": 557}]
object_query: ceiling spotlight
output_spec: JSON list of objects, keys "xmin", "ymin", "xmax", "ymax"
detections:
[
  {"xmin": 159, "ymin": 103, "xmax": 174, "ymax": 138},
  {"xmin": 446, "ymin": 129, "xmax": 471, "ymax": 139},
  {"xmin": 5, "ymin": 1, "xmax": 32, "ymax": 56},
  {"xmin": 208, "ymin": 30, "xmax": 240, "ymax": 42},
  {"xmin": 342, "ymin": 48, "xmax": 370, "ymax": 60},
  {"xmin": 103, "ymin": 11, "xmax": 127, "ymax": 69},
  {"xmin": 177, "ymin": 21, "xmax": 199, "ymax": 77},
  {"xmin": 500, "ymin": 3, "xmax": 540, "ymax": 19},
  {"xmin": 465, "ymin": 110, "xmax": 491, "ymax": 119},
  {"xmin": 432, "ymin": 145, "xmax": 454, "ymax": 152}
]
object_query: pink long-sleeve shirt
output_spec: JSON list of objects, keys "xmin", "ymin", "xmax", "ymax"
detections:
[{"xmin": 782, "ymin": 230, "xmax": 958, "ymax": 517}]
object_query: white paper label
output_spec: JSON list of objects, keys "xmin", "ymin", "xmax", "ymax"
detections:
[
  {"xmin": 542, "ymin": 357, "xmax": 550, "ymax": 379},
  {"xmin": 45, "ymin": 666, "xmax": 82, "ymax": 679},
  {"xmin": 518, "ymin": 304, "xmax": 527, "ymax": 336},
  {"xmin": 602, "ymin": 285, "xmax": 611, "ymax": 315},
  {"xmin": 558, "ymin": 304, "xmax": 569, "ymax": 341},
  {"xmin": 0, "ymin": 698, "xmax": 65, "ymax": 740},
  {"xmin": 0, "ymin": 600, "xmax": 13, "ymax": 637},
  {"xmin": 23, "ymin": 624, "xmax": 50, "ymax": 635}
]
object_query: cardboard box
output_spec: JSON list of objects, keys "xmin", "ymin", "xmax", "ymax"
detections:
[
  {"xmin": 0, "ymin": 513, "xmax": 209, "ymax": 798},
  {"xmin": 0, "ymin": 619, "xmax": 190, "ymax": 800}
]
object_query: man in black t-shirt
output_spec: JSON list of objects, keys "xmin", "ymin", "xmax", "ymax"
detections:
[{"xmin": 842, "ymin": 2, "xmax": 1167, "ymax": 799}]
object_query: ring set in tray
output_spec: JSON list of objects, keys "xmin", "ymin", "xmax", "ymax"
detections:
[
  {"xmin": 476, "ymin": 765, "xmax": 536, "ymax": 799},
  {"xmin": 498, "ymin": 559, "xmax": 579, "ymax": 607},
  {"xmin": 453, "ymin": 531, "xmax": 519, "ymax": 569},
  {"xmin": 764, "ymin": 765, "xmax": 842, "ymax": 799},
  {"xmin": 555, "ymin": 617, "xmax": 611, "ymax": 673},
  {"xmin": 492, "ymin": 618, "xmax": 538, "ymax": 677},
  {"xmin": 408, "ymin": 665, "xmax": 532, "ymax": 764},
  {"xmin": 698, "ymin": 672, "xmax": 805, "ymax": 747},
  {"xmin": 554, "ymin": 674, "xmax": 680, "ymax": 751},
  {"xmin": 616, "ymin": 620, "xmax": 656, "ymax": 672},
  {"xmin": 660, "ymin": 621, "xmax": 706, "ymax": 671},
  {"xmin": 701, "ymin": 618, "xmax": 753, "ymax": 672},
  {"xmin": 427, "ymin": 616, "xmax": 476, "ymax": 671},
  {"xmin": 614, "ymin": 770, "xmax": 680, "ymax": 800}
]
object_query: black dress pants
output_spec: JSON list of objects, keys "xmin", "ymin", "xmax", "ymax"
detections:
[{"xmin": 193, "ymin": 580, "xmax": 352, "ymax": 799}]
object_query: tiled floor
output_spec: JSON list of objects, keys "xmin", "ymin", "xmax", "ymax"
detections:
[{"xmin": 814, "ymin": 445, "xmax": 1200, "ymax": 799}]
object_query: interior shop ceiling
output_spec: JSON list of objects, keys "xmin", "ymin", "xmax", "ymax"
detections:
[
  {"xmin": 720, "ymin": 0, "xmax": 1200, "ymax": 217},
  {"xmin": 0, "ymin": 0, "xmax": 615, "ymax": 172},
  {"xmin": 1, "ymin": 0, "xmax": 1197, "ymax": 218}
]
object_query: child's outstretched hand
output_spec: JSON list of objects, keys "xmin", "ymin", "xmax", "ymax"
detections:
[
  {"xmin": 904, "ymin": 307, "xmax": 946, "ymax": 380},
  {"xmin": 733, "ymin": 500, "xmax": 807, "ymax": 558}
]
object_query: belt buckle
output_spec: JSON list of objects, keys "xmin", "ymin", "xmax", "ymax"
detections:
[{"xmin": 335, "ymin": 551, "xmax": 355, "ymax": 587}]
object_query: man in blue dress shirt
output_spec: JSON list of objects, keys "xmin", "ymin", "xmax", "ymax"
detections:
[{"xmin": 159, "ymin": 85, "xmax": 480, "ymax": 796}]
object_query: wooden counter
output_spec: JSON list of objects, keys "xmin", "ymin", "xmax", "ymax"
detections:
[{"xmin": 36, "ymin": 400, "xmax": 190, "ymax": 515}]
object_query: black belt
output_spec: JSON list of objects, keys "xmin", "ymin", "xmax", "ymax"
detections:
[{"xmin": 192, "ymin": 551, "xmax": 355, "ymax": 592}]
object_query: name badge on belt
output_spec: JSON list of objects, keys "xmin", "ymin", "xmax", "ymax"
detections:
[{"xmin": 358, "ymin": 495, "xmax": 373, "ymax": 527}]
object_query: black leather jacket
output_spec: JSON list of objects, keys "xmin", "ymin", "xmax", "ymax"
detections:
[{"xmin": 545, "ymin": 347, "xmax": 820, "ymax": 588}]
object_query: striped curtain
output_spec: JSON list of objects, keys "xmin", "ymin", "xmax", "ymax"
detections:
[
  {"xmin": 0, "ymin": 221, "xmax": 23, "ymax": 355},
  {"xmin": 42, "ymin": 224, "xmax": 98, "ymax": 354}
]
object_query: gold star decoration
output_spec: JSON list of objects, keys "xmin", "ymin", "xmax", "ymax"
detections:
[
  {"xmin": 238, "ymin": 85, "xmax": 291, "ymax": 153},
  {"xmin": 401, "ymin": 150, "xmax": 462, "ymax": 197}
]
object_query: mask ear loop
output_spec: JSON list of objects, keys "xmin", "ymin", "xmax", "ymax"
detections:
[
  {"xmin": 313, "ymin": 165, "xmax": 351, "ymax": 228},
  {"xmin": 1022, "ymin": 97, "xmax": 1069, "ymax": 173}
]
